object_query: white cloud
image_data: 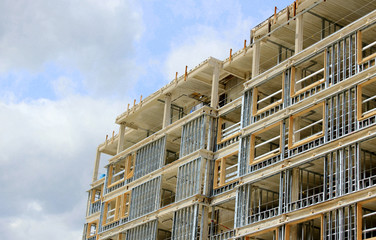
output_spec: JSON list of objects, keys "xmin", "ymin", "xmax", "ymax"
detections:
[
  {"xmin": 0, "ymin": 94, "xmax": 128, "ymax": 239},
  {"xmin": 27, "ymin": 201, "xmax": 43, "ymax": 212},
  {"xmin": 164, "ymin": 0, "xmax": 254, "ymax": 80},
  {"xmin": 52, "ymin": 76, "xmax": 77, "ymax": 97},
  {"xmin": 1, "ymin": 202, "xmax": 83, "ymax": 239},
  {"xmin": 0, "ymin": 0, "xmax": 144, "ymax": 95}
]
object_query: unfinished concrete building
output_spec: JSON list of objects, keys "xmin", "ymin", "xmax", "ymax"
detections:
[{"xmin": 83, "ymin": 0, "xmax": 376, "ymax": 239}]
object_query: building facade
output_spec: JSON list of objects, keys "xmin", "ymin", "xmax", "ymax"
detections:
[{"xmin": 83, "ymin": 0, "xmax": 376, "ymax": 239}]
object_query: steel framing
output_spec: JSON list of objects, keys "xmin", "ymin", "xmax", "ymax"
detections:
[{"xmin": 83, "ymin": 2, "xmax": 376, "ymax": 240}]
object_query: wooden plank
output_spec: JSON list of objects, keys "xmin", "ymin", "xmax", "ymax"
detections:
[
  {"xmin": 213, "ymin": 159, "xmax": 221, "ymax": 189},
  {"xmin": 220, "ymin": 158, "xmax": 226, "ymax": 187},
  {"xmin": 357, "ymin": 202, "xmax": 362, "ymax": 240},
  {"xmin": 217, "ymin": 117, "xmax": 223, "ymax": 144},
  {"xmin": 357, "ymin": 77, "xmax": 376, "ymax": 120},
  {"xmin": 252, "ymin": 86, "xmax": 259, "ymax": 115}
]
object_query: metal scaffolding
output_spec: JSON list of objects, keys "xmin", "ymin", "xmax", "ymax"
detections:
[{"xmin": 84, "ymin": 3, "xmax": 376, "ymax": 240}]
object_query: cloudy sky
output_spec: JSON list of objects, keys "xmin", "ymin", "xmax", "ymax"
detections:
[{"xmin": 0, "ymin": 0, "xmax": 291, "ymax": 239}]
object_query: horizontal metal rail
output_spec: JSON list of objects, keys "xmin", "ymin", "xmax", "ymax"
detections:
[
  {"xmin": 222, "ymin": 122, "xmax": 241, "ymax": 138},
  {"xmin": 363, "ymin": 211, "xmax": 376, "ymax": 218},
  {"xmin": 363, "ymin": 107, "xmax": 376, "ymax": 116},
  {"xmin": 363, "ymin": 94, "xmax": 376, "ymax": 104},
  {"xmin": 295, "ymin": 119, "xmax": 323, "ymax": 134},
  {"xmin": 363, "ymin": 40, "xmax": 376, "ymax": 51},
  {"xmin": 258, "ymin": 89, "xmax": 283, "ymax": 104},
  {"xmin": 255, "ymin": 135, "xmax": 280, "ymax": 148},
  {"xmin": 363, "ymin": 227, "xmax": 376, "ymax": 233},
  {"xmin": 112, "ymin": 170, "xmax": 124, "ymax": 178},
  {"xmin": 254, "ymin": 148, "xmax": 280, "ymax": 161},
  {"xmin": 296, "ymin": 68, "xmax": 324, "ymax": 85}
]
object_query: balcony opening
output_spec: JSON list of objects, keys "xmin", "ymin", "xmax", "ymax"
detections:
[
  {"xmin": 102, "ymin": 191, "xmax": 131, "ymax": 227},
  {"xmin": 88, "ymin": 185, "xmax": 102, "ymax": 216},
  {"xmin": 165, "ymin": 132, "xmax": 181, "ymax": 166},
  {"xmin": 86, "ymin": 220, "xmax": 98, "ymax": 240},
  {"xmin": 217, "ymin": 107, "xmax": 241, "ymax": 150},
  {"xmin": 107, "ymin": 161, "xmax": 125, "ymax": 188},
  {"xmin": 285, "ymin": 215, "xmax": 323, "ymax": 240},
  {"xmin": 256, "ymin": 22, "xmax": 295, "ymax": 74},
  {"xmin": 106, "ymin": 153, "xmax": 134, "ymax": 194},
  {"xmin": 357, "ymin": 77, "xmax": 376, "ymax": 121},
  {"xmin": 358, "ymin": 198, "xmax": 376, "ymax": 240},
  {"xmin": 103, "ymin": 197, "xmax": 119, "ymax": 225},
  {"xmin": 291, "ymin": 51, "xmax": 326, "ymax": 101},
  {"xmin": 236, "ymin": 174, "xmax": 281, "ymax": 226},
  {"xmin": 357, "ymin": 23, "xmax": 376, "ymax": 68},
  {"xmin": 287, "ymin": 158, "xmax": 325, "ymax": 212},
  {"xmin": 218, "ymin": 75, "xmax": 244, "ymax": 108},
  {"xmin": 160, "ymin": 172, "xmax": 176, "ymax": 208},
  {"xmin": 250, "ymin": 121, "xmax": 282, "ymax": 165},
  {"xmin": 214, "ymin": 151, "xmax": 238, "ymax": 190},
  {"xmin": 121, "ymin": 192, "xmax": 131, "ymax": 218},
  {"xmin": 359, "ymin": 137, "xmax": 376, "ymax": 189},
  {"xmin": 158, "ymin": 229, "xmax": 172, "ymax": 240},
  {"xmin": 289, "ymin": 102, "xmax": 325, "ymax": 149},
  {"xmin": 170, "ymin": 103, "xmax": 185, "ymax": 125},
  {"xmin": 252, "ymin": 71, "xmax": 284, "ymax": 122},
  {"xmin": 209, "ymin": 199, "xmax": 236, "ymax": 239},
  {"xmin": 156, "ymin": 207, "xmax": 174, "ymax": 239}
]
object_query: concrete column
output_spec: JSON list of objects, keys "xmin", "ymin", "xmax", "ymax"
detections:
[
  {"xmin": 117, "ymin": 123, "xmax": 126, "ymax": 154},
  {"xmin": 295, "ymin": 14, "xmax": 304, "ymax": 53},
  {"xmin": 200, "ymin": 205, "xmax": 209, "ymax": 239},
  {"xmin": 92, "ymin": 148, "xmax": 101, "ymax": 182},
  {"xmin": 210, "ymin": 63, "xmax": 220, "ymax": 108},
  {"xmin": 162, "ymin": 93, "xmax": 172, "ymax": 128},
  {"xmin": 252, "ymin": 41, "xmax": 261, "ymax": 78}
]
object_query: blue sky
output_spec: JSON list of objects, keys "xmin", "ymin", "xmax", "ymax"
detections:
[{"xmin": 0, "ymin": 0, "xmax": 292, "ymax": 239}]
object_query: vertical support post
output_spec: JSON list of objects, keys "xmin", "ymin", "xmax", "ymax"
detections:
[
  {"xmin": 252, "ymin": 41, "xmax": 261, "ymax": 78},
  {"xmin": 192, "ymin": 204, "xmax": 199, "ymax": 238},
  {"xmin": 163, "ymin": 93, "xmax": 172, "ymax": 128},
  {"xmin": 210, "ymin": 61, "xmax": 221, "ymax": 108},
  {"xmin": 92, "ymin": 148, "xmax": 101, "ymax": 182},
  {"xmin": 117, "ymin": 123, "xmax": 126, "ymax": 154},
  {"xmin": 295, "ymin": 14, "xmax": 304, "ymax": 53},
  {"xmin": 321, "ymin": 18, "xmax": 325, "ymax": 39},
  {"xmin": 200, "ymin": 205, "xmax": 209, "ymax": 239}
]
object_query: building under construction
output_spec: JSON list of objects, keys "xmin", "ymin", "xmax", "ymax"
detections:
[{"xmin": 83, "ymin": 0, "xmax": 376, "ymax": 239}]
